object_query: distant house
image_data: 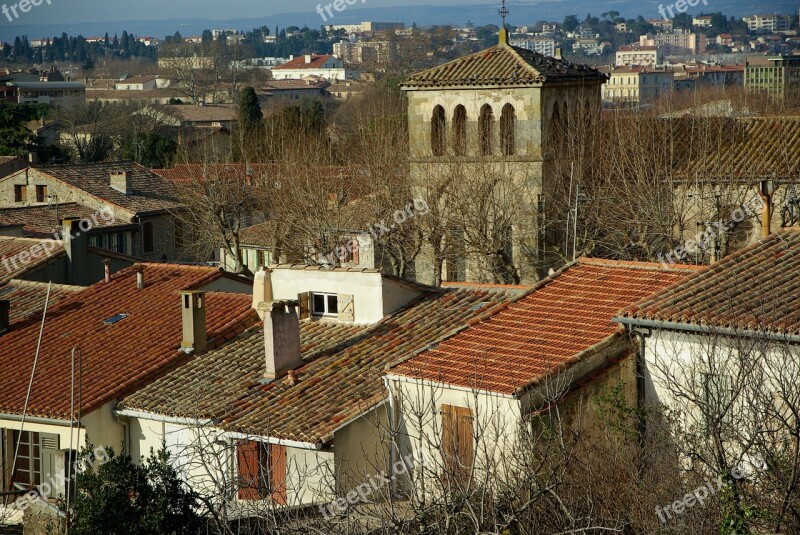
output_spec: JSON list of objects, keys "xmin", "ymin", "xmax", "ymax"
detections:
[
  {"xmin": 0, "ymin": 162, "xmax": 189, "ymax": 264},
  {"xmin": 258, "ymin": 78, "xmax": 331, "ymax": 101},
  {"xmin": 616, "ymin": 44, "xmax": 663, "ymax": 67},
  {"xmin": 271, "ymin": 54, "xmax": 347, "ymax": 81},
  {"xmin": 693, "ymin": 15, "xmax": 714, "ymax": 28},
  {"xmin": 603, "ymin": 66, "xmax": 674, "ymax": 104},
  {"xmin": 10, "ymin": 81, "xmax": 86, "ymax": 108},
  {"xmin": 115, "ymin": 75, "xmax": 159, "ymax": 91}
]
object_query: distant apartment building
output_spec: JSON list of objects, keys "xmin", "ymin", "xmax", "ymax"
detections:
[
  {"xmin": 693, "ymin": 15, "xmax": 714, "ymax": 28},
  {"xmin": 616, "ymin": 45, "xmax": 663, "ymax": 66},
  {"xmin": 327, "ymin": 21, "xmax": 404, "ymax": 33},
  {"xmin": 673, "ymin": 64, "xmax": 745, "ymax": 87},
  {"xmin": 648, "ymin": 19, "xmax": 673, "ymax": 31},
  {"xmin": 615, "ymin": 22, "xmax": 628, "ymax": 33},
  {"xmin": 333, "ymin": 40, "xmax": 398, "ymax": 64},
  {"xmin": 271, "ymin": 54, "xmax": 346, "ymax": 81},
  {"xmin": 115, "ymin": 75, "xmax": 158, "ymax": 91},
  {"xmin": 641, "ymin": 30, "xmax": 707, "ymax": 55},
  {"xmin": 542, "ymin": 23, "xmax": 559, "ymax": 33},
  {"xmin": 10, "ymin": 81, "xmax": 85, "ymax": 107},
  {"xmin": 603, "ymin": 66, "xmax": 674, "ymax": 104},
  {"xmin": 509, "ymin": 38, "xmax": 558, "ymax": 57},
  {"xmin": 745, "ymin": 54, "xmax": 800, "ymax": 100},
  {"xmin": 743, "ymin": 13, "xmax": 792, "ymax": 32}
]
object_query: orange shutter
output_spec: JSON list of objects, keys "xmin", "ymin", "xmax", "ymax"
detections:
[
  {"xmin": 237, "ymin": 440, "xmax": 262, "ymax": 500},
  {"xmin": 441, "ymin": 405, "xmax": 474, "ymax": 487},
  {"xmin": 269, "ymin": 444, "xmax": 288, "ymax": 505}
]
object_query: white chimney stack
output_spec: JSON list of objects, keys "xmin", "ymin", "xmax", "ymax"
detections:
[
  {"xmin": 258, "ymin": 300, "xmax": 302, "ymax": 380},
  {"xmin": 110, "ymin": 170, "xmax": 133, "ymax": 195},
  {"xmin": 253, "ymin": 267, "xmax": 274, "ymax": 316},
  {"xmin": 305, "ymin": 54, "xmax": 313, "ymax": 64},
  {"xmin": 180, "ymin": 291, "xmax": 207, "ymax": 354}
]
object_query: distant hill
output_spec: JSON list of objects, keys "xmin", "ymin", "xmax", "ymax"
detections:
[{"xmin": 0, "ymin": 0, "xmax": 793, "ymax": 43}]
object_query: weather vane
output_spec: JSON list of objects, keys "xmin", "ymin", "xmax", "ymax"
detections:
[{"xmin": 499, "ymin": 0, "xmax": 509, "ymax": 28}]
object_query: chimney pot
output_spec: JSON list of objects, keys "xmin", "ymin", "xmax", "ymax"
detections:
[
  {"xmin": 180, "ymin": 291, "xmax": 207, "ymax": 354},
  {"xmin": 103, "ymin": 258, "xmax": 112, "ymax": 283},
  {"xmin": 135, "ymin": 266, "xmax": 144, "ymax": 289},
  {"xmin": 0, "ymin": 300, "xmax": 9, "ymax": 335},
  {"xmin": 305, "ymin": 54, "xmax": 313, "ymax": 64},
  {"xmin": 253, "ymin": 267, "xmax": 274, "ymax": 316}
]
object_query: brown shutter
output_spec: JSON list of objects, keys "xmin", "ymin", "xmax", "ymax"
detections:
[
  {"xmin": 441, "ymin": 405, "xmax": 473, "ymax": 487},
  {"xmin": 337, "ymin": 294, "xmax": 354, "ymax": 322},
  {"xmin": 269, "ymin": 444, "xmax": 287, "ymax": 505},
  {"xmin": 236, "ymin": 440, "xmax": 262, "ymax": 500},
  {"xmin": 298, "ymin": 292, "xmax": 310, "ymax": 320}
]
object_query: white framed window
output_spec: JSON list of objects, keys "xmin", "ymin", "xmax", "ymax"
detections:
[{"xmin": 311, "ymin": 293, "xmax": 338, "ymax": 317}]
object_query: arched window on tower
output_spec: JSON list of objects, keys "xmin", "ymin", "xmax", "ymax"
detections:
[
  {"xmin": 562, "ymin": 101, "xmax": 570, "ymax": 145},
  {"xmin": 479, "ymin": 104, "xmax": 495, "ymax": 156},
  {"xmin": 452, "ymin": 105, "xmax": 467, "ymax": 156},
  {"xmin": 431, "ymin": 105, "xmax": 446, "ymax": 156},
  {"xmin": 500, "ymin": 103, "xmax": 516, "ymax": 156},
  {"xmin": 550, "ymin": 102, "xmax": 561, "ymax": 152}
]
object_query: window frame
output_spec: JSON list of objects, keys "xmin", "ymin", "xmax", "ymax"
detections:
[{"xmin": 311, "ymin": 292, "xmax": 339, "ymax": 317}]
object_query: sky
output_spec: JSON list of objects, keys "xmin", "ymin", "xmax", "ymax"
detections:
[{"xmin": 0, "ymin": 0, "xmax": 485, "ymax": 25}]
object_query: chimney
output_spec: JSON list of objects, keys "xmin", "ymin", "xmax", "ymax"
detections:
[
  {"xmin": 180, "ymin": 291, "xmax": 207, "ymax": 354},
  {"xmin": 28, "ymin": 152, "xmax": 37, "ymax": 164},
  {"xmin": 252, "ymin": 267, "xmax": 273, "ymax": 315},
  {"xmin": 555, "ymin": 47, "xmax": 563, "ymax": 60},
  {"xmin": 758, "ymin": 178, "xmax": 775, "ymax": 239},
  {"xmin": 305, "ymin": 54, "xmax": 313, "ymax": 64},
  {"xmin": 258, "ymin": 300, "xmax": 302, "ymax": 380},
  {"xmin": 135, "ymin": 266, "xmax": 145, "ymax": 289},
  {"xmin": 110, "ymin": 170, "xmax": 132, "ymax": 195},
  {"xmin": 0, "ymin": 300, "xmax": 9, "ymax": 335},
  {"xmin": 103, "ymin": 258, "xmax": 112, "ymax": 283},
  {"xmin": 62, "ymin": 219, "xmax": 88, "ymax": 286}
]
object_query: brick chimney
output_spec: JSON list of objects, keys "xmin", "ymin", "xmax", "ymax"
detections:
[
  {"xmin": 0, "ymin": 300, "xmax": 9, "ymax": 335},
  {"xmin": 180, "ymin": 291, "xmax": 207, "ymax": 354},
  {"xmin": 258, "ymin": 300, "xmax": 302, "ymax": 380},
  {"xmin": 110, "ymin": 170, "xmax": 132, "ymax": 195}
]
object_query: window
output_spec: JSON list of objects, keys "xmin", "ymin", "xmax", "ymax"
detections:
[
  {"xmin": 431, "ymin": 105, "xmax": 446, "ymax": 156},
  {"xmin": 500, "ymin": 104, "xmax": 516, "ymax": 156},
  {"xmin": 35, "ymin": 185, "xmax": 48, "ymax": 203},
  {"xmin": 441, "ymin": 405, "xmax": 474, "ymax": 487},
  {"xmin": 14, "ymin": 185, "xmax": 27, "ymax": 203},
  {"xmin": 236, "ymin": 441, "xmax": 287, "ymax": 503},
  {"xmin": 550, "ymin": 103, "xmax": 561, "ymax": 151},
  {"xmin": 702, "ymin": 373, "xmax": 733, "ymax": 427},
  {"xmin": 142, "ymin": 222, "xmax": 154, "ymax": 253},
  {"xmin": 12, "ymin": 430, "xmax": 41, "ymax": 486},
  {"xmin": 479, "ymin": 104, "xmax": 494, "ymax": 156},
  {"xmin": 311, "ymin": 293, "xmax": 338, "ymax": 316},
  {"xmin": 452, "ymin": 105, "xmax": 467, "ymax": 156}
]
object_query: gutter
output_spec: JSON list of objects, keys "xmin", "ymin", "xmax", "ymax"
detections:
[
  {"xmin": 613, "ymin": 317, "xmax": 800, "ymax": 345},
  {"xmin": 0, "ymin": 413, "xmax": 74, "ymax": 427},
  {"xmin": 223, "ymin": 430, "xmax": 323, "ymax": 451},
  {"xmin": 113, "ymin": 408, "xmax": 217, "ymax": 427}
]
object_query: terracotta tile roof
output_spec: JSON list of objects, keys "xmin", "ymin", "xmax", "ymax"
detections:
[
  {"xmin": 0, "ymin": 156, "xmax": 19, "ymax": 165},
  {"xmin": 0, "ymin": 263, "xmax": 258, "ymax": 420},
  {"xmin": 0, "ymin": 280, "xmax": 82, "ymax": 325},
  {"xmin": 390, "ymin": 258, "xmax": 700, "ymax": 395},
  {"xmin": 619, "ymin": 229, "xmax": 800, "ymax": 335},
  {"xmin": 31, "ymin": 161, "xmax": 183, "ymax": 215},
  {"xmin": 159, "ymin": 104, "xmax": 238, "ymax": 123},
  {"xmin": 0, "ymin": 236, "xmax": 66, "ymax": 286},
  {"xmin": 273, "ymin": 55, "xmax": 336, "ymax": 70},
  {"xmin": 679, "ymin": 117, "xmax": 800, "ymax": 180},
  {"xmin": 120, "ymin": 286, "xmax": 525, "ymax": 444},
  {"xmin": 0, "ymin": 203, "xmax": 133, "ymax": 238},
  {"xmin": 402, "ymin": 43, "xmax": 605, "ymax": 89},
  {"xmin": 239, "ymin": 221, "xmax": 278, "ymax": 248},
  {"xmin": 152, "ymin": 163, "xmax": 359, "ymax": 186}
]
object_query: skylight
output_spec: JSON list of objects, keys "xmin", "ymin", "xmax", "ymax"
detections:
[{"xmin": 103, "ymin": 313, "xmax": 129, "ymax": 325}]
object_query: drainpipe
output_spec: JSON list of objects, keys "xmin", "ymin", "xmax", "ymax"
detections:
[
  {"xmin": 382, "ymin": 376, "xmax": 400, "ymax": 499},
  {"xmin": 627, "ymin": 325, "xmax": 651, "ymax": 442}
]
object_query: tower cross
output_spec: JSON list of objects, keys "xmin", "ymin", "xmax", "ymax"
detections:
[{"xmin": 499, "ymin": 0, "xmax": 509, "ymax": 29}]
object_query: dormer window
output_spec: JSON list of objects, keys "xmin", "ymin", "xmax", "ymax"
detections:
[{"xmin": 312, "ymin": 293, "xmax": 338, "ymax": 317}]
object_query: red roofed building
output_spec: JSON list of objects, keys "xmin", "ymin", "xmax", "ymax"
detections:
[
  {"xmin": 271, "ymin": 54, "xmax": 346, "ymax": 81},
  {"xmin": 0, "ymin": 263, "xmax": 256, "ymax": 507},
  {"xmin": 386, "ymin": 258, "xmax": 699, "ymax": 487}
]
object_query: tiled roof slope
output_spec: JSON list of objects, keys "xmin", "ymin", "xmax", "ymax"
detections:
[
  {"xmin": 619, "ymin": 229, "xmax": 800, "ymax": 335},
  {"xmin": 402, "ymin": 42, "xmax": 605, "ymax": 89},
  {"xmin": 31, "ymin": 161, "xmax": 182, "ymax": 215},
  {"xmin": 273, "ymin": 55, "xmax": 336, "ymax": 70},
  {"xmin": 679, "ymin": 117, "xmax": 800, "ymax": 180},
  {"xmin": 0, "ymin": 264, "xmax": 258, "ymax": 420},
  {"xmin": 0, "ymin": 280, "xmax": 82, "ymax": 324},
  {"xmin": 121, "ymin": 286, "xmax": 525, "ymax": 444},
  {"xmin": 0, "ymin": 203, "xmax": 132, "ymax": 238},
  {"xmin": 0, "ymin": 237, "xmax": 65, "ymax": 286},
  {"xmin": 391, "ymin": 259, "xmax": 700, "ymax": 395}
]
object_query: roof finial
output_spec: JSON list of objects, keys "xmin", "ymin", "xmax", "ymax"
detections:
[{"xmin": 498, "ymin": 0, "xmax": 509, "ymax": 45}]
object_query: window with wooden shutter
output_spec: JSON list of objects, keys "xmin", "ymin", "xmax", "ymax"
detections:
[
  {"xmin": 298, "ymin": 292, "xmax": 310, "ymax": 320},
  {"xmin": 236, "ymin": 440, "xmax": 265, "ymax": 500},
  {"xmin": 441, "ymin": 405, "xmax": 474, "ymax": 487},
  {"xmin": 337, "ymin": 294, "xmax": 355, "ymax": 322},
  {"xmin": 269, "ymin": 444, "xmax": 287, "ymax": 505}
]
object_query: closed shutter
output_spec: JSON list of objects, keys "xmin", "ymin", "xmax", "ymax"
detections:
[
  {"xmin": 441, "ymin": 405, "xmax": 473, "ymax": 487},
  {"xmin": 39, "ymin": 433, "xmax": 59, "ymax": 484},
  {"xmin": 269, "ymin": 444, "xmax": 287, "ymax": 505},
  {"xmin": 237, "ymin": 441, "xmax": 263, "ymax": 500},
  {"xmin": 298, "ymin": 292, "xmax": 310, "ymax": 320},
  {"xmin": 337, "ymin": 294, "xmax": 354, "ymax": 322}
]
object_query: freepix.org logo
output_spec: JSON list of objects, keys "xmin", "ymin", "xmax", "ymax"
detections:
[
  {"xmin": 316, "ymin": 0, "xmax": 366, "ymax": 23},
  {"xmin": 2, "ymin": 0, "xmax": 53, "ymax": 22}
]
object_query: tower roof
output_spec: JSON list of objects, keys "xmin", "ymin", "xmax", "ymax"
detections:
[{"xmin": 402, "ymin": 43, "xmax": 605, "ymax": 90}]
